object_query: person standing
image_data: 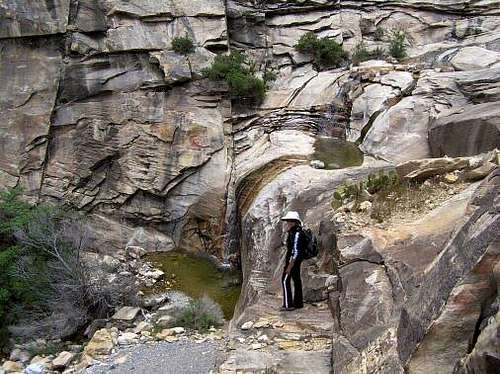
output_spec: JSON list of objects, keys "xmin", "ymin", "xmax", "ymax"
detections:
[{"xmin": 280, "ymin": 211, "xmax": 307, "ymax": 311}]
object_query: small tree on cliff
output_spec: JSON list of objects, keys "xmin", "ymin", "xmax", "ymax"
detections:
[
  {"xmin": 203, "ymin": 51, "xmax": 267, "ymax": 102},
  {"xmin": 172, "ymin": 36, "xmax": 196, "ymax": 56},
  {"xmin": 295, "ymin": 32, "xmax": 348, "ymax": 69},
  {"xmin": 388, "ymin": 30, "xmax": 408, "ymax": 60}
]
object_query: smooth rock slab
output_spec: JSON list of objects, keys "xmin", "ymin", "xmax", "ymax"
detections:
[
  {"xmin": 451, "ymin": 47, "xmax": 500, "ymax": 71},
  {"xmin": 429, "ymin": 102, "xmax": 500, "ymax": 158},
  {"xmin": 0, "ymin": 0, "xmax": 70, "ymax": 38},
  {"xmin": 52, "ymin": 351, "xmax": 75, "ymax": 369},
  {"xmin": 112, "ymin": 307, "xmax": 141, "ymax": 321},
  {"xmin": 361, "ymin": 96, "xmax": 433, "ymax": 163}
]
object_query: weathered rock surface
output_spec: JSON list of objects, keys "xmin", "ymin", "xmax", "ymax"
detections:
[
  {"xmin": 112, "ymin": 307, "xmax": 141, "ymax": 321},
  {"xmin": 0, "ymin": 0, "xmax": 70, "ymax": 38},
  {"xmin": 52, "ymin": 351, "xmax": 75, "ymax": 369},
  {"xmin": 0, "ymin": 38, "xmax": 62, "ymax": 201},
  {"xmin": 362, "ymin": 68, "xmax": 500, "ymax": 163},
  {"xmin": 430, "ymin": 101, "xmax": 500, "ymax": 158},
  {"xmin": 0, "ymin": 0, "xmax": 230, "ymax": 256},
  {"xmin": 224, "ymin": 159, "xmax": 499, "ymax": 372},
  {"xmin": 1, "ymin": 1, "xmax": 500, "ymax": 372},
  {"xmin": 84, "ymin": 328, "xmax": 115, "ymax": 359}
]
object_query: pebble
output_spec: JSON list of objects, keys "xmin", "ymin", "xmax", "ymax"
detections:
[
  {"xmin": 170, "ymin": 327, "xmax": 185, "ymax": 335},
  {"xmin": 240, "ymin": 321, "xmax": 254, "ymax": 330}
]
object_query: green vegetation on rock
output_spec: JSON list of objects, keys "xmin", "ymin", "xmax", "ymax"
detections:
[
  {"xmin": 172, "ymin": 36, "xmax": 195, "ymax": 56},
  {"xmin": 332, "ymin": 170, "xmax": 399, "ymax": 210},
  {"xmin": 295, "ymin": 32, "xmax": 347, "ymax": 69},
  {"xmin": 203, "ymin": 51, "xmax": 267, "ymax": 102},
  {"xmin": 389, "ymin": 30, "xmax": 408, "ymax": 60},
  {"xmin": 0, "ymin": 188, "xmax": 35, "ymax": 351},
  {"xmin": 352, "ymin": 42, "xmax": 386, "ymax": 65},
  {"xmin": 0, "ymin": 187, "xmax": 137, "ymax": 351}
]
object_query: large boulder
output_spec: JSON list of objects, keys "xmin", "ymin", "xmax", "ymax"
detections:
[
  {"xmin": 429, "ymin": 102, "xmax": 500, "ymax": 157},
  {"xmin": 451, "ymin": 47, "xmax": 500, "ymax": 71},
  {"xmin": 360, "ymin": 97, "xmax": 433, "ymax": 163},
  {"xmin": 84, "ymin": 328, "xmax": 115, "ymax": 358}
]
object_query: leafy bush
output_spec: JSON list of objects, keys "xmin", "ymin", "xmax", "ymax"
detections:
[
  {"xmin": 175, "ymin": 295, "xmax": 223, "ymax": 332},
  {"xmin": 295, "ymin": 32, "xmax": 347, "ymax": 69},
  {"xmin": 0, "ymin": 188, "xmax": 34, "ymax": 351},
  {"xmin": 203, "ymin": 51, "xmax": 267, "ymax": 101},
  {"xmin": 172, "ymin": 36, "xmax": 195, "ymax": 56},
  {"xmin": 332, "ymin": 170, "xmax": 399, "ymax": 208},
  {"xmin": 374, "ymin": 26, "xmax": 384, "ymax": 41},
  {"xmin": 388, "ymin": 30, "xmax": 407, "ymax": 60},
  {"xmin": 0, "ymin": 188, "xmax": 138, "ymax": 349},
  {"xmin": 352, "ymin": 42, "xmax": 371, "ymax": 65},
  {"xmin": 295, "ymin": 32, "xmax": 320, "ymax": 55},
  {"xmin": 352, "ymin": 42, "xmax": 387, "ymax": 65}
]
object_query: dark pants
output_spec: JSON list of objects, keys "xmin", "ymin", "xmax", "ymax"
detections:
[{"xmin": 282, "ymin": 260, "xmax": 303, "ymax": 308}]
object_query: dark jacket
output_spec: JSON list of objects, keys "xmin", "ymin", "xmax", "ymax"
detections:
[{"xmin": 285, "ymin": 225, "xmax": 307, "ymax": 263}]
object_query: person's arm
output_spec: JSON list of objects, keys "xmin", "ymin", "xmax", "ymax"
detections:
[{"xmin": 286, "ymin": 231, "xmax": 300, "ymax": 274}]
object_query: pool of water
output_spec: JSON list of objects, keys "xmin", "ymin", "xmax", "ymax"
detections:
[
  {"xmin": 312, "ymin": 137, "xmax": 364, "ymax": 169},
  {"xmin": 144, "ymin": 251, "xmax": 242, "ymax": 319}
]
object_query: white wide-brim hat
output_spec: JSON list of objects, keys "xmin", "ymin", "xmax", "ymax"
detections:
[{"xmin": 281, "ymin": 211, "xmax": 302, "ymax": 225}]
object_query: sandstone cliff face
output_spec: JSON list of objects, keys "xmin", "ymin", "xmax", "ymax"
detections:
[
  {"xmin": 1, "ymin": 1, "xmax": 500, "ymax": 372},
  {"xmin": 1, "ymin": 0, "xmax": 230, "ymax": 253}
]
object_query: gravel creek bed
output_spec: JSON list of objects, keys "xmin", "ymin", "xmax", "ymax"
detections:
[{"xmin": 83, "ymin": 340, "xmax": 223, "ymax": 374}]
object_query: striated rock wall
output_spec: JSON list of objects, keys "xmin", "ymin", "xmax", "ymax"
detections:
[
  {"xmin": 1, "ymin": 0, "xmax": 230, "ymax": 253},
  {"xmin": 1, "ymin": 1, "xmax": 500, "ymax": 371},
  {"xmin": 2, "ymin": 0, "xmax": 499, "ymax": 255}
]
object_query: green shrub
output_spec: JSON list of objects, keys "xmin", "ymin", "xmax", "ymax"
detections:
[
  {"xmin": 388, "ymin": 30, "xmax": 407, "ymax": 60},
  {"xmin": 295, "ymin": 32, "xmax": 320, "ymax": 55},
  {"xmin": 352, "ymin": 42, "xmax": 371, "ymax": 65},
  {"xmin": 0, "ymin": 187, "xmax": 138, "ymax": 349},
  {"xmin": 332, "ymin": 170, "xmax": 399, "ymax": 208},
  {"xmin": 295, "ymin": 32, "xmax": 347, "ymax": 69},
  {"xmin": 172, "ymin": 36, "xmax": 195, "ymax": 56},
  {"xmin": 352, "ymin": 42, "xmax": 387, "ymax": 65},
  {"xmin": 203, "ymin": 52, "xmax": 267, "ymax": 101},
  {"xmin": 263, "ymin": 69, "xmax": 277, "ymax": 84},
  {"xmin": 374, "ymin": 26, "xmax": 384, "ymax": 41},
  {"xmin": 0, "ymin": 187, "xmax": 33, "ymax": 236},
  {"xmin": 175, "ymin": 295, "xmax": 223, "ymax": 332},
  {"xmin": 0, "ymin": 188, "xmax": 34, "ymax": 351}
]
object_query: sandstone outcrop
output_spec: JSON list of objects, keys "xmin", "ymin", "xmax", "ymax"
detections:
[
  {"xmin": 226, "ymin": 162, "xmax": 499, "ymax": 372},
  {"xmin": 1, "ymin": 0, "xmax": 500, "ymax": 372},
  {"xmin": 1, "ymin": 0, "xmax": 230, "ymax": 254}
]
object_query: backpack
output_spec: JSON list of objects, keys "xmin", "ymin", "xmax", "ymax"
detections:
[{"xmin": 302, "ymin": 228, "xmax": 318, "ymax": 260}]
